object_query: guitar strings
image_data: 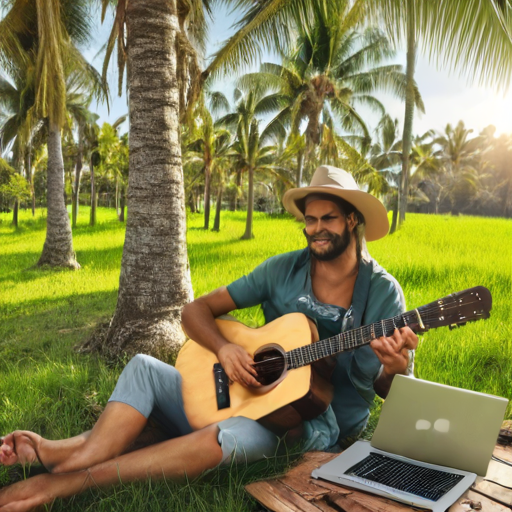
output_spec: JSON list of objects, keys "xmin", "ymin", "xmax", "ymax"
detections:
[
  {"xmin": 251, "ymin": 298, "xmax": 488, "ymax": 374},
  {"xmin": 255, "ymin": 303, "xmax": 487, "ymax": 374}
]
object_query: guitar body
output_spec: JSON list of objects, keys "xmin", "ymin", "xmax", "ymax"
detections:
[{"xmin": 176, "ymin": 313, "xmax": 334, "ymax": 434}]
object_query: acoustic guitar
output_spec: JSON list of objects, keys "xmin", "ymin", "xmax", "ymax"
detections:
[{"xmin": 175, "ymin": 286, "xmax": 492, "ymax": 434}]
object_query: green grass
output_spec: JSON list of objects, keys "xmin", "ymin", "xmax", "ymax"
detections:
[{"xmin": 0, "ymin": 206, "xmax": 511, "ymax": 510}]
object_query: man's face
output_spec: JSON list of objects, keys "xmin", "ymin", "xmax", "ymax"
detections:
[{"xmin": 303, "ymin": 199, "xmax": 352, "ymax": 261}]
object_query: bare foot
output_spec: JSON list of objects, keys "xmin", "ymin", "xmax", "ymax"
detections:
[{"xmin": 0, "ymin": 431, "xmax": 42, "ymax": 467}]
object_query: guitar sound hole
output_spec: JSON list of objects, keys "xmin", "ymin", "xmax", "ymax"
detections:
[{"xmin": 253, "ymin": 348, "xmax": 286, "ymax": 386}]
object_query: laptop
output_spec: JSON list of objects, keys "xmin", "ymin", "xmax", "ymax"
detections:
[{"xmin": 312, "ymin": 375, "xmax": 508, "ymax": 512}]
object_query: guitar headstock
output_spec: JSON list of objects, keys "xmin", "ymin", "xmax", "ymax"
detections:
[{"xmin": 411, "ymin": 286, "xmax": 492, "ymax": 332}]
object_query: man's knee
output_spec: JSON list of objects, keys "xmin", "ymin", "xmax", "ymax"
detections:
[
  {"xmin": 127, "ymin": 354, "xmax": 181, "ymax": 389},
  {"xmin": 129, "ymin": 353, "xmax": 156, "ymax": 369}
]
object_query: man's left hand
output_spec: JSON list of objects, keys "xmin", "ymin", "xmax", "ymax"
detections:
[{"xmin": 370, "ymin": 327, "xmax": 418, "ymax": 376}]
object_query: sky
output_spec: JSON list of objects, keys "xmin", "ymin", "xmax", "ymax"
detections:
[{"xmin": 86, "ymin": 5, "xmax": 512, "ymax": 140}]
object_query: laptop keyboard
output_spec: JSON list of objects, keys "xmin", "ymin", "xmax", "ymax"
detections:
[{"xmin": 345, "ymin": 453, "xmax": 464, "ymax": 502}]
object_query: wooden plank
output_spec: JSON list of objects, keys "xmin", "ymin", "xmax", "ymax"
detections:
[
  {"xmin": 311, "ymin": 479, "xmax": 426, "ymax": 512},
  {"xmin": 449, "ymin": 490, "xmax": 510, "ymax": 512},
  {"xmin": 279, "ymin": 452, "xmax": 352, "ymax": 500},
  {"xmin": 494, "ymin": 444, "xmax": 512, "ymax": 463},
  {"xmin": 246, "ymin": 479, "xmax": 323, "ymax": 512},
  {"xmin": 484, "ymin": 459, "xmax": 512, "ymax": 489},
  {"xmin": 473, "ymin": 480, "xmax": 512, "ymax": 507}
]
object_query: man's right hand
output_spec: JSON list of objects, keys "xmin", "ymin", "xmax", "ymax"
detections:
[{"xmin": 217, "ymin": 344, "xmax": 261, "ymax": 387}]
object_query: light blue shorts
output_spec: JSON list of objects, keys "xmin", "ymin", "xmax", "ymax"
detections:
[{"xmin": 109, "ymin": 354, "xmax": 280, "ymax": 465}]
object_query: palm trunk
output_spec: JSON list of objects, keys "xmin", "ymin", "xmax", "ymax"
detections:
[
  {"xmin": 12, "ymin": 200, "xmax": 18, "ymax": 227},
  {"xmin": 235, "ymin": 168, "xmax": 242, "ymax": 210},
  {"xmin": 119, "ymin": 184, "xmax": 126, "ymax": 222},
  {"xmin": 188, "ymin": 190, "xmax": 196, "ymax": 212},
  {"xmin": 115, "ymin": 176, "xmax": 119, "ymax": 218},
  {"xmin": 212, "ymin": 183, "xmax": 223, "ymax": 231},
  {"xmin": 203, "ymin": 162, "xmax": 211, "ymax": 229},
  {"xmin": 398, "ymin": 7, "xmax": 416, "ymax": 227},
  {"xmin": 90, "ymin": 158, "xmax": 97, "ymax": 226},
  {"xmin": 389, "ymin": 192, "xmax": 398, "ymax": 234},
  {"xmin": 26, "ymin": 149, "xmax": 35, "ymax": 217},
  {"xmin": 241, "ymin": 166, "xmax": 254, "ymax": 239},
  {"xmin": 37, "ymin": 124, "xmax": 79, "ymax": 268},
  {"xmin": 102, "ymin": 0, "xmax": 193, "ymax": 359},
  {"xmin": 296, "ymin": 149, "xmax": 304, "ymax": 187},
  {"xmin": 73, "ymin": 121, "xmax": 84, "ymax": 228}
]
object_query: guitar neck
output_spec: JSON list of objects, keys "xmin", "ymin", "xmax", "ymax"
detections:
[
  {"xmin": 284, "ymin": 286, "xmax": 491, "ymax": 370},
  {"xmin": 285, "ymin": 311, "xmax": 419, "ymax": 370}
]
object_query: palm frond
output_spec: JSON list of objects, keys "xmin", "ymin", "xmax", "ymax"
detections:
[
  {"xmin": 368, "ymin": 0, "xmax": 512, "ymax": 88},
  {"xmin": 204, "ymin": 0, "xmax": 311, "ymax": 80}
]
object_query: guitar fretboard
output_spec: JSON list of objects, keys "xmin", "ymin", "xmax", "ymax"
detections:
[
  {"xmin": 279, "ymin": 286, "xmax": 490, "ymax": 370},
  {"xmin": 285, "ymin": 312, "xmax": 415, "ymax": 370}
]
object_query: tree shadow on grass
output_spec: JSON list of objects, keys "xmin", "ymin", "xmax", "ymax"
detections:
[
  {"xmin": 0, "ymin": 247, "xmax": 124, "ymax": 286},
  {"xmin": 0, "ymin": 289, "xmax": 118, "ymax": 367}
]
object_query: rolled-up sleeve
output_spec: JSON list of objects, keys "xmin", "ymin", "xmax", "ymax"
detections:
[{"xmin": 226, "ymin": 259, "xmax": 272, "ymax": 309}]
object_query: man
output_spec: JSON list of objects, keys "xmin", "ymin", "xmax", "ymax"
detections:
[{"xmin": 0, "ymin": 165, "xmax": 416, "ymax": 511}]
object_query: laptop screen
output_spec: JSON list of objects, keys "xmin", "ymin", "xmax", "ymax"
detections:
[{"xmin": 371, "ymin": 375, "xmax": 508, "ymax": 475}]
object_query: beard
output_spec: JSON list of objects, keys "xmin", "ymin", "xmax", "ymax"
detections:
[{"xmin": 303, "ymin": 228, "xmax": 352, "ymax": 261}]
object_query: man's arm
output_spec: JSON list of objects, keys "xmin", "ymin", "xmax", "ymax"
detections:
[
  {"xmin": 370, "ymin": 327, "xmax": 417, "ymax": 398},
  {"xmin": 181, "ymin": 287, "xmax": 261, "ymax": 387}
]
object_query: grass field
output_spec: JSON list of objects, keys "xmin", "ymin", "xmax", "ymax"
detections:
[{"xmin": 0, "ymin": 206, "xmax": 511, "ymax": 510}]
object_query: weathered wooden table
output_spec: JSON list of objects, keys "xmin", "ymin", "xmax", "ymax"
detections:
[{"xmin": 246, "ymin": 441, "xmax": 512, "ymax": 512}]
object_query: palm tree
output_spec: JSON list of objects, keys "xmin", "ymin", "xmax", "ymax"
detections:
[
  {"xmin": 94, "ymin": 0, "xmax": 215, "ymax": 358},
  {"xmin": 0, "ymin": 66, "xmax": 43, "ymax": 226},
  {"xmin": 241, "ymin": 3, "xmax": 423, "ymax": 168},
  {"xmin": 70, "ymin": 106, "xmax": 99, "ymax": 227},
  {"xmin": 0, "ymin": 0, "xmax": 107, "ymax": 268},
  {"xmin": 184, "ymin": 117, "xmax": 232, "ymax": 229},
  {"xmin": 0, "ymin": 156, "xmax": 31, "ymax": 226},
  {"xmin": 217, "ymin": 86, "xmax": 285, "ymax": 239},
  {"xmin": 431, "ymin": 121, "xmax": 482, "ymax": 214},
  {"xmin": 183, "ymin": 92, "xmax": 231, "ymax": 229}
]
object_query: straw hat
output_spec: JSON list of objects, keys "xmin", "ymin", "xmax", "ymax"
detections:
[{"xmin": 282, "ymin": 165, "xmax": 389, "ymax": 241}]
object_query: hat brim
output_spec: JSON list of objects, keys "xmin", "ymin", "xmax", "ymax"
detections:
[{"xmin": 282, "ymin": 184, "xmax": 389, "ymax": 242}]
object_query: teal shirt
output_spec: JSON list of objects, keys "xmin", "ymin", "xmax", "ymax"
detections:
[{"xmin": 226, "ymin": 248, "xmax": 405, "ymax": 449}]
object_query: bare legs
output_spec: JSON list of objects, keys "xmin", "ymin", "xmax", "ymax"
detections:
[
  {"xmin": 0, "ymin": 424, "xmax": 223, "ymax": 512},
  {"xmin": 1, "ymin": 402, "xmax": 148, "ymax": 473},
  {"xmin": 44, "ymin": 402, "xmax": 148, "ymax": 473}
]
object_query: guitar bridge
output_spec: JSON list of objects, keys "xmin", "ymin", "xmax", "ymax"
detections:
[{"xmin": 213, "ymin": 363, "xmax": 231, "ymax": 410}]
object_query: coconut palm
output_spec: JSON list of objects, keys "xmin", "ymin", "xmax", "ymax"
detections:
[
  {"xmin": 185, "ymin": 115, "xmax": 232, "ymax": 229},
  {"xmin": 0, "ymin": 66, "xmax": 43, "ymax": 226},
  {"xmin": 478, "ymin": 127, "xmax": 512, "ymax": 217},
  {"xmin": 0, "ymin": 156, "xmax": 31, "ymax": 226},
  {"xmin": 0, "ymin": 0, "xmax": 107, "ymax": 268},
  {"xmin": 240, "ymin": 2, "xmax": 423, "ymax": 171},
  {"xmin": 216, "ymin": 85, "xmax": 285, "ymax": 239},
  {"xmin": 93, "ymin": 0, "xmax": 217, "ymax": 358},
  {"xmin": 430, "ymin": 121, "xmax": 483, "ymax": 214},
  {"xmin": 183, "ymin": 91, "xmax": 231, "ymax": 229}
]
